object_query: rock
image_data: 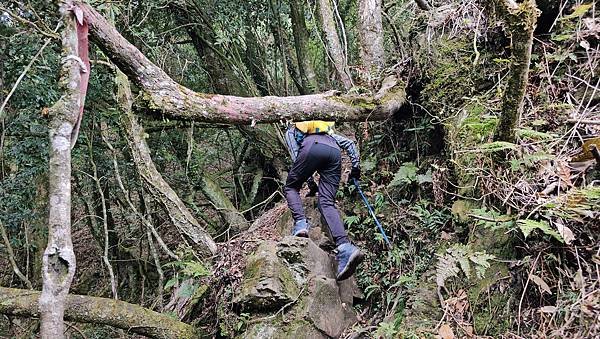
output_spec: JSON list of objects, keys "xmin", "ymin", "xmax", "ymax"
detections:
[
  {"xmin": 402, "ymin": 270, "xmax": 442, "ymax": 333},
  {"xmin": 277, "ymin": 236, "xmax": 335, "ymax": 283},
  {"xmin": 235, "ymin": 236, "xmax": 359, "ymax": 338},
  {"xmin": 244, "ymin": 320, "xmax": 327, "ymax": 339},
  {"xmin": 235, "ymin": 241, "xmax": 299, "ymax": 312},
  {"xmin": 337, "ymin": 277, "xmax": 364, "ymax": 305},
  {"xmin": 306, "ymin": 276, "xmax": 357, "ymax": 338}
]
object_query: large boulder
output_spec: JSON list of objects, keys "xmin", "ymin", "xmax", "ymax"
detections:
[
  {"xmin": 235, "ymin": 195, "xmax": 362, "ymax": 338},
  {"xmin": 235, "ymin": 241, "xmax": 299, "ymax": 312},
  {"xmin": 236, "ymin": 237, "xmax": 359, "ymax": 338}
]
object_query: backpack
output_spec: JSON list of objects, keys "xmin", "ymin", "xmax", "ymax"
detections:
[{"xmin": 294, "ymin": 121, "xmax": 335, "ymax": 134}]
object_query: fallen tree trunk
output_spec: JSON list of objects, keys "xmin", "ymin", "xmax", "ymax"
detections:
[
  {"xmin": 79, "ymin": 3, "xmax": 405, "ymax": 124},
  {"xmin": 0, "ymin": 287, "xmax": 201, "ymax": 338}
]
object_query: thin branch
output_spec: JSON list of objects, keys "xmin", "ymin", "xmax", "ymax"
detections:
[
  {"xmin": 0, "ymin": 221, "xmax": 33, "ymax": 289},
  {"xmin": 0, "ymin": 5, "xmax": 60, "ymax": 39},
  {"xmin": 0, "ymin": 35, "xmax": 54, "ymax": 120}
]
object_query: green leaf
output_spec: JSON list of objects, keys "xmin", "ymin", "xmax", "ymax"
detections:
[
  {"xmin": 469, "ymin": 253, "xmax": 495, "ymax": 279},
  {"xmin": 517, "ymin": 219, "xmax": 564, "ymax": 243},
  {"xmin": 344, "ymin": 215, "xmax": 361, "ymax": 227},
  {"xmin": 561, "ymin": 3, "xmax": 592, "ymax": 20},
  {"xmin": 551, "ymin": 33, "xmax": 572, "ymax": 42},
  {"xmin": 178, "ymin": 282, "xmax": 198, "ymax": 298},
  {"xmin": 181, "ymin": 261, "xmax": 211, "ymax": 278},
  {"xmin": 164, "ymin": 277, "xmax": 178, "ymax": 290},
  {"xmin": 389, "ymin": 162, "xmax": 417, "ymax": 187},
  {"xmin": 517, "ymin": 128, "xmax": 557, "ymax": 141},
  {"xmin": 476, "ymin": 141, "xmax": 517, "ymax": 153},
  {"xmin": 417, "ymin": 169, "xmax": 433, "ymax": 184},
  {"xmin": 361, "ymin": 159, "xmax": 377, "ymax": 172}
]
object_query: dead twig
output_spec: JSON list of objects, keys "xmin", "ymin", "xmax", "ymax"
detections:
[{"xmin": 0, "ymin": 221, "xmax": 33, "ymax": 289}]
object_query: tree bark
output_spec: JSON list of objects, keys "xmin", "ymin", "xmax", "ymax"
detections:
[
  {"xmin": 116, "ymin": 71, "xmax": 217, "ymax": 255},
  {"xmin": 0, "ymin": 287, "xmax": 201, "ymax": 338},
  {"xmin": 197, "ymin": 174, "xmax": 249, "ymax": 232},
  {"xmin": 488, "ymin": 0, "xmax": 539, "ymax": 143},
  {"xmin": 40, "ymin": 3, "xmax": 80, "ymax": 337},
  {"xmin": 79, "ymin": 3, "xmax": 403, "ymax": 123},
  {"xmin": 316, "ymin": 0, "xmax": 353, "ymax": 90},
  {"xmin": 358, "ymin": 0, "xmax": 385, "ymax": 77},
  {"xmin": 290, "ymin": 0, "xmax": 319, "ymax": 94}
]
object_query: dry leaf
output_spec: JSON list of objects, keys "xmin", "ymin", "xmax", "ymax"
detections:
[
  {"xmin": 464, "ymin": 325, "xmax": 474, "ymax": 337},
  {"xmin": 441, "ymin": 231, "xmax": 452, "ymax": 240},
  {"xmin": 530, "ymin": 274, "xmax": 552, "ymax": 295},
  {"xmin": 557, "ymin": 161, "xmax": 572, "ymax": 186},
  {"xmin": 540, "ymin": 306, "xmax": 557, "ymax": 313},
  {"xmin": 574, "ymin": 269, "xmax": 585, "ymax": 289},
  {"xmin": 556, "ymin": 222, "xmax": 575, "ymax": 245},
  {"xmin": 438, "ymin": 323, "xmax": 455, "ymax": 339},
  {"xmin": 580, "ymin": 40, "xmax": 590, "ymax": 50}
]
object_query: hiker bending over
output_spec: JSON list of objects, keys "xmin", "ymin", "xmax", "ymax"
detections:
[{"xmin": 284, "ymin": 120, "xmax": 363, "ymax": 281}]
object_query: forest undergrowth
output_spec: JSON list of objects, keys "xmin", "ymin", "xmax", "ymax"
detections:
[{"xmin": 333, "ymin": 1, "xmax": 600, "ymax": 338}]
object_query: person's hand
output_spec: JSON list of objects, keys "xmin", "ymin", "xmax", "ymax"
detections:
[
  {"xmin": 348, "ymin": 167, "xmax": 361, "ymax": 183},
  {"xmin": 306, "ymin": 177, "xmax": 318, "ymax": 197}
]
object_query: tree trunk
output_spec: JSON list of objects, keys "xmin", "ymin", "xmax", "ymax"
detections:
[
  {"xmin": 197, "ymin": 174, "xmax": 249, "ymax": 232},
  {"xmin": 358, "ymin": 0, "xmax": 385, "ymax": 78},
  {"xmin": 39, "ymin": 3, "xmax": 80, "ymax": 337},
  {"xmin": 316, "ymin": 0, "xmax": 353, "ymax": 90},
  {"xmin": 116, "ymin": 71, "xmax": 217, "ymax": 255},
  {"xmin": 290, "ymin": 0, "xmax": 319, "ymax": 94},
  {"xmin": 488, "ymin": 0, "xmax": 539, "ymax": 143},
  {"xmin": 0, "ymin": 287, "xmax": 201, "ymax": 338}
]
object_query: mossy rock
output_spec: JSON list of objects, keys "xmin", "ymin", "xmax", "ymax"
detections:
[{"xmin": 235, "ymin": 241, "xmax": 299, "ymax": 312}]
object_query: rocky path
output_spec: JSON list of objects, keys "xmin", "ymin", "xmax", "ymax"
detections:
[{"xmin": 234, "ymin": 198, "xmax": 362, "ymax": 338}]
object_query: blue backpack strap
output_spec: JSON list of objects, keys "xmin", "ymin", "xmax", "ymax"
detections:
[{"xmin": 294, "ymin": 128, "xmax": 305, "ymax": 143}]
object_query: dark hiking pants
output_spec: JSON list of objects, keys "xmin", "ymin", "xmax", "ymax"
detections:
[{"xmin": 284, "ymin": 134, "xmax": 349, "ymax": 246}]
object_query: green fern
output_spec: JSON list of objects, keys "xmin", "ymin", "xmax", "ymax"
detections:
[
  {"xmin": 476, "ymin": 141, "xmax": 518, "ymax": 152},
  {"xmin": 517, "ymin": 219, "xmax": 564, "ymax": 243},
  {"xmin": 516, "ymin": 128, "xmax": 557, "ymax": 141},
  {"xmin": 436, "ymin": 244, "xmax": 495, "ymax": 287}
]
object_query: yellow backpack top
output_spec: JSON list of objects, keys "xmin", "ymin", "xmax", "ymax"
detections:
[{"xmin": 294, "ymin": 120, "xmax": 335, "ymax": 134}]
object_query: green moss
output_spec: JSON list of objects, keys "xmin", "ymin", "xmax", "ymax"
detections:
[
  {"xmin": 468, "ymin": 262, "xmax": 511, "ymax": 335},
  {"xmin": 330, "ymin": 95, "xmax": 378, "ymax": 110}
]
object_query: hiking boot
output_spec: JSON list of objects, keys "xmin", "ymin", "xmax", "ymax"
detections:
[
  {"xmin": 292, "ymin": 219, "xmax": 310, "ymax": 237},
  {"xmin": 335, "ymin": 243, "xmax": 364, "ymax": 281}
]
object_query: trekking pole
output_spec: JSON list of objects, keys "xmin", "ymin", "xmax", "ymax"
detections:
[{"xmin": 352, "ymin": 178, "xmax": 391, "ymax": 247}]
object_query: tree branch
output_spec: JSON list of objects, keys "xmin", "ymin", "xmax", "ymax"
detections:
[{"xmin": 78, "ymin": 2, "xmax": 405, "ymax": 124}]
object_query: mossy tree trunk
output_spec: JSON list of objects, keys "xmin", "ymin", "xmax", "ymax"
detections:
[
  {"xmin": 116, "ymin": 71, "xmax": 217, "ymax": 254},
  {"xmin": 488, "ymin": 0, "xmax": 540, "ymax": 143},
  {"xmin": 358, "ymin": 0, "xmax": 385, "ymax": 80},
  {"xmin": 0, "ymin": 287, "xmax": 201, "ymax": 339},
  {"xmin": 80, "ymin": 3, "xmax": 404, "ymax": 123},
  {"xmin": 39, "ymin": 2, "xmax": 80, "ymax": 337},
  {"xmin": 197, "ymin": 173, "xmax": 250, "ymax": 233}
]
